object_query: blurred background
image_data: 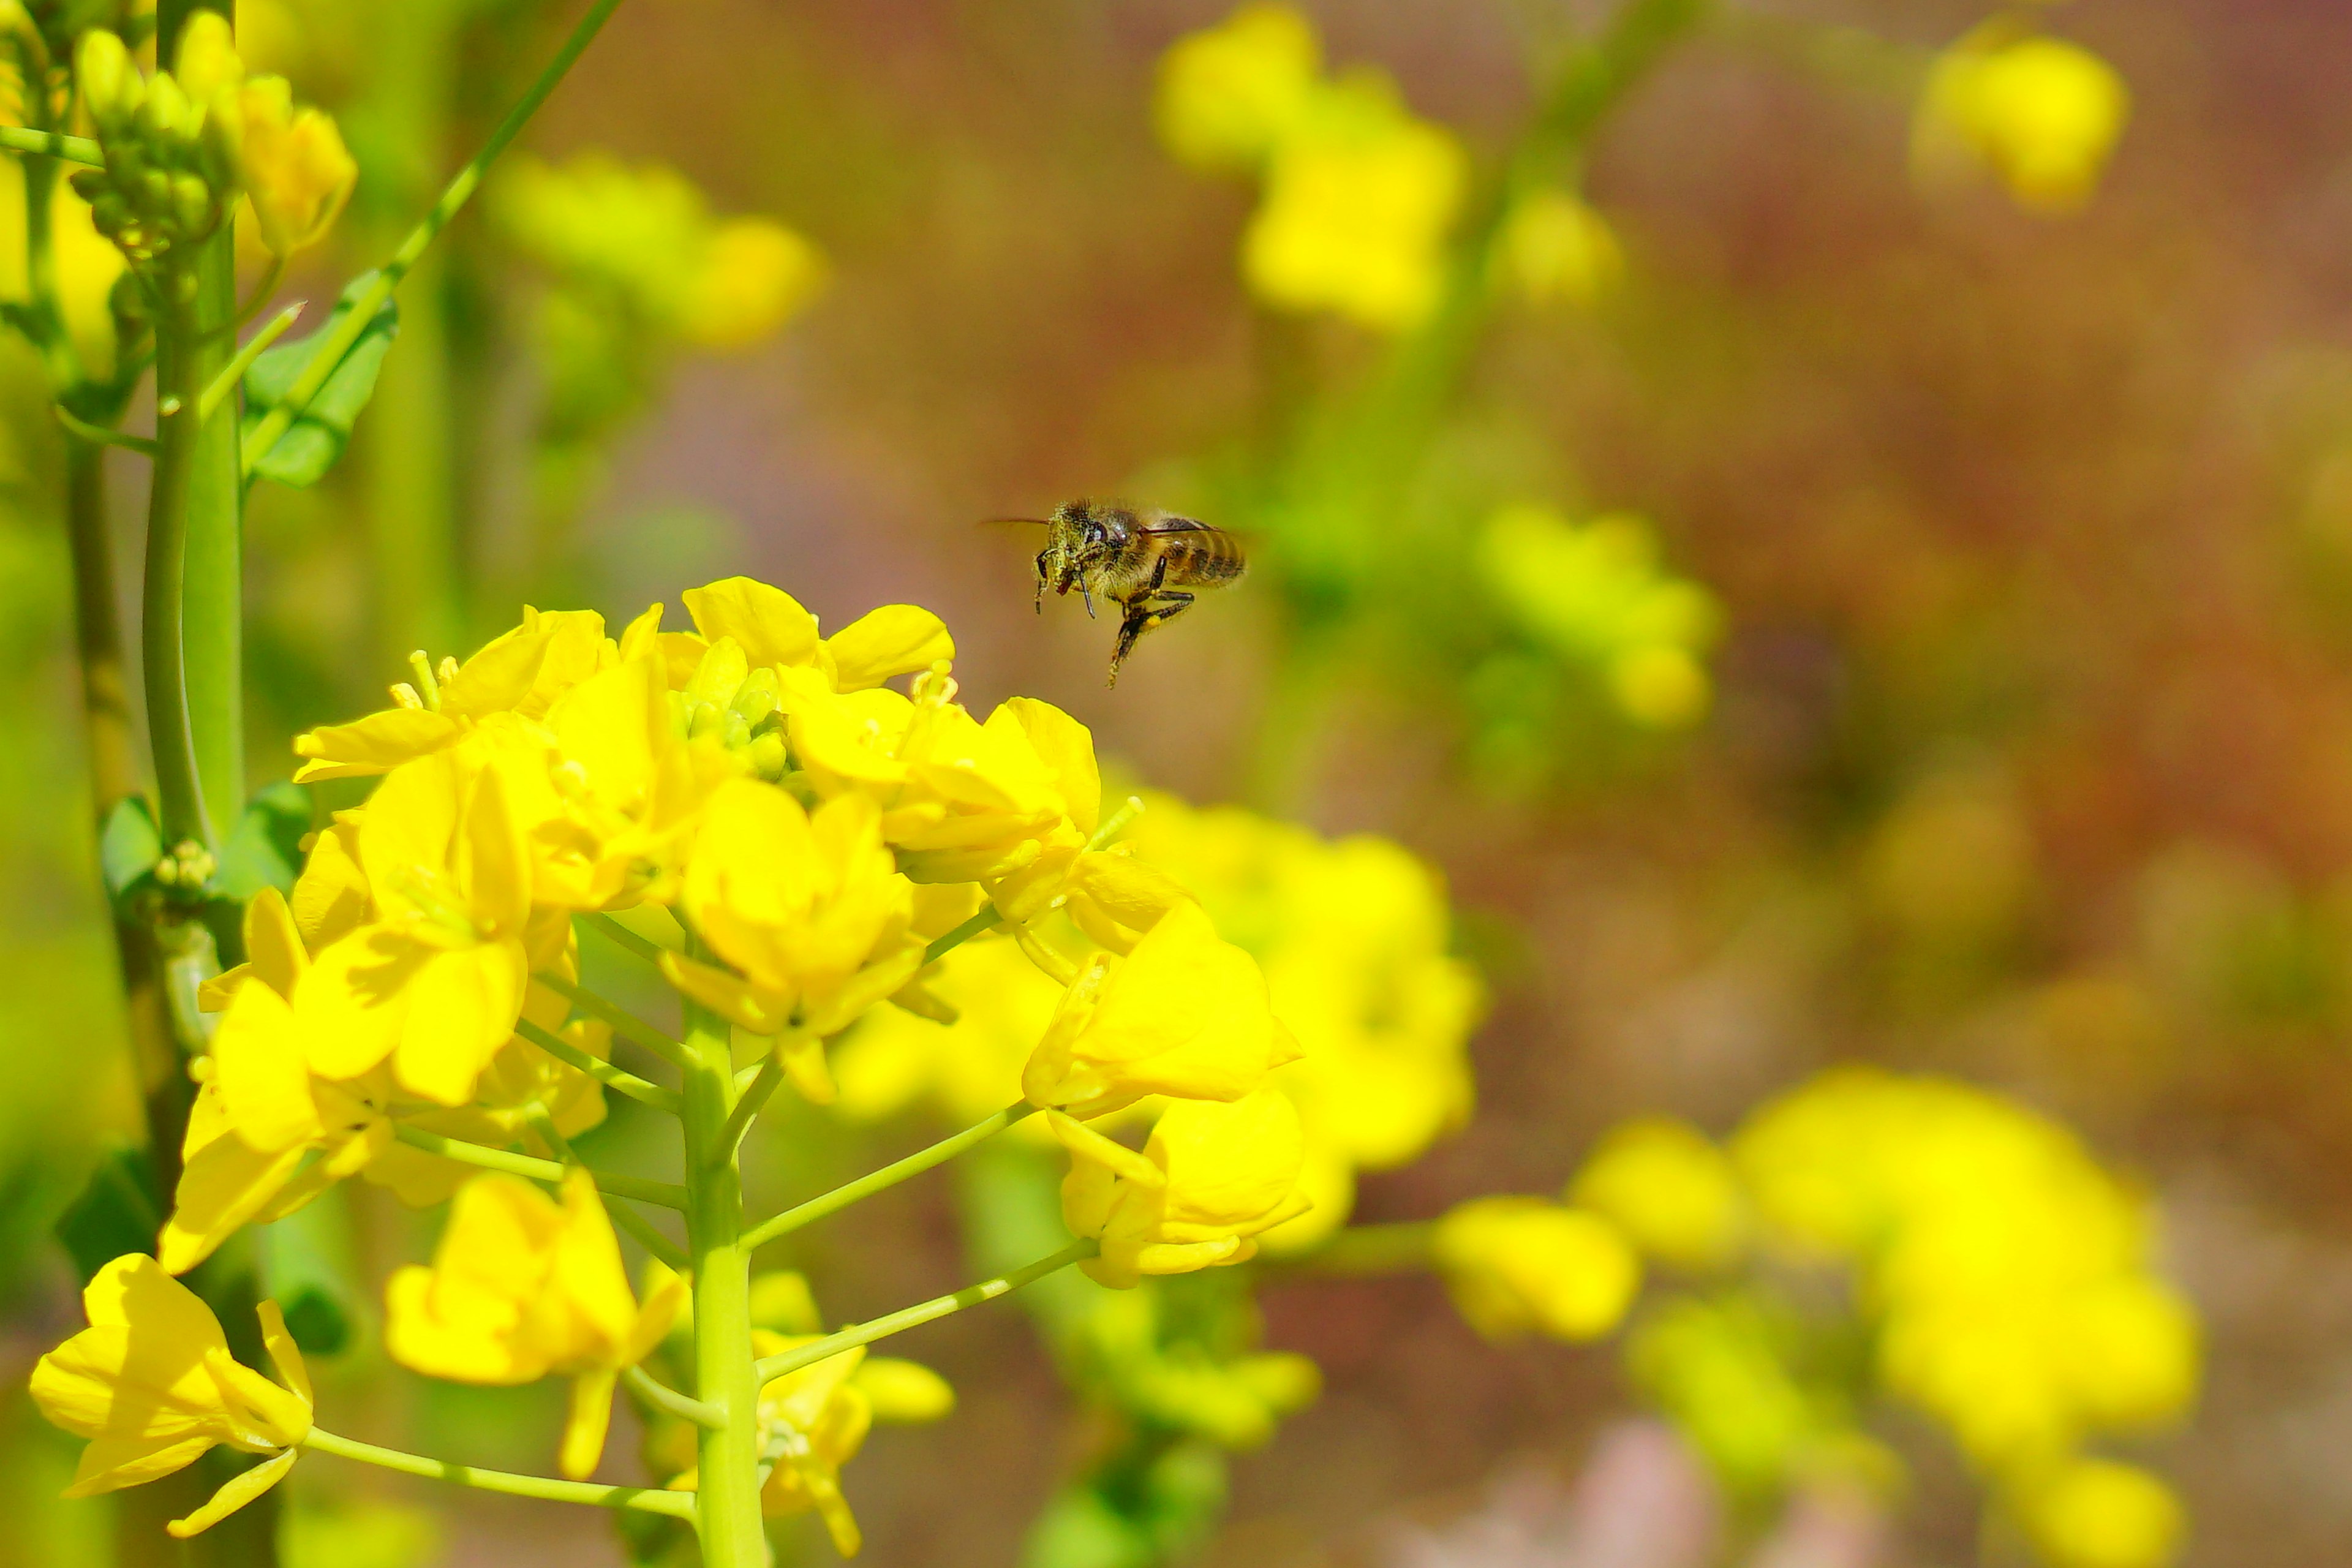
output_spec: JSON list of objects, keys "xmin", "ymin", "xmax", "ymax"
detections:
[{"xmin": 3, "ymin": 0, "xmax": 2350, "ymax": 1563}]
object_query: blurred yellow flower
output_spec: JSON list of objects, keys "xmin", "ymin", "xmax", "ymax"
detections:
[
  {"xmin": 386, "ymin": 1169, "xmax": 685, "ymax": 1479},
  {"xmin": 2021, "ymin": 1458, "xmax": 2185, "ymax": 1568},
  {"xmin": 31, "ymin": 1256, "xmax": 311, "ymax": 1537},
  {"xmin": 1433, "ymin": 1197, "xmax": 1641, "ymax": 1343},
  {"xmin": 0, "ymin": 164, "xmax": 126, "ymax": 378},
  {"xmin": 833, "ymin": 934, "xmax": 1065, "ymax": 1123},
  {"xmin": 1242, "ymin": 77, "xmax": 1466, "ymax": 331},
  {"xmin": 1475, "ymin": 504, "xmax": 1721, "ymax": 729},
  {"xmin": 1913, "ymin": 26, "xmax": 2130, "ymax": 214},
  {"xmin": 225, "ymin": 75, "xmax": 356, "ymax": 255},
  {"xmin": 1568, "ymin": 1116, "xmax": 1748, "ymax": 1273},
  {"xmin": 1155, "ymin": 2, "xmax": 1322, "ymax": 172},
  {"xmin": 680, "ymin": 216, "xmax": 827, "ymax": 350},
  {"xmin": 1023, "ymin": 899, "xmax": 1297, "ymax": 1120},
  {"xmin": 1495, "ymin": 187, "xmax": 1624, "ymax": 306},
  {"xmin": 1060, "ymin": 1084, "xmax": 1312, "ymax": 1287}
]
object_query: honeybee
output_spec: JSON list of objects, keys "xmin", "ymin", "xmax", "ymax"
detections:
[{"xmin": 1005, "ymin": 499, "xmax": 1248, "ymax": 684}]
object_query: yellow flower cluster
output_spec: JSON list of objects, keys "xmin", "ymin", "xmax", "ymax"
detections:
[
  {"xmin": 1912, "ymin": 23, "xmax": 2130, "ymax": 214},
  {"xmin": 1156, "ymin": 3, "xmax": 1466, "ymax": 331},
  {"xmin": 492, "ymin": 152, "xmax": 826, "ymax": 352},
  {"xmin": 1474, "ymin": 503, "xmax": 1722, "ymax": 729},
  {"xmin": 1564, "ymin": 1072, "xmax": 2197, "ymax": 1568}
]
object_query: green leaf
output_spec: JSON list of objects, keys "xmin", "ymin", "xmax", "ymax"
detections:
[
  {"xmin": 241, "ymin": 270, "xmax": 399, "ymax": 489},
  {"xmin": 97, "ymin": 794, "xmax": 162, "ymax": 906},
  {"xmin": 212, "ymin": 780, "xmax": 312, "ymax": 902},
  {"xmin": 54, "ymin": 1145, "xmax": 162, "ymax": 1286}
]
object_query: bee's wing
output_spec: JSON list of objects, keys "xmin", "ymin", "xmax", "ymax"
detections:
[{"xmin": 978, "ymin": 517, "xmax": 1052, "ymax": 529}]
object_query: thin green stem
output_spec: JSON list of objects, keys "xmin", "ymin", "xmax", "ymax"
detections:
[
  {"xmin": 144, "ymin": 281, "xmax": 214, "ymax": 850},
  {"xmin": 1261, "ymin": 1221, "xmax": 1436, "ymax": 1278},
  {"xmin": 742, "ymin": 1101, "xmax": 1037, "ymax": 1253},
  {"xmin": 514, "ymin": 1016, "xmax": 680, "ymax": 1114},
  {"xmin": 924, "ymin": 908, "xmax": 1002, "ymax": 964},
  {"xmin": 677, "ymin": 941, "xmax": 767, "ymax": 1567},
  {"xmin": 240, "ymin": 0, "xmax": 629, "ymax": 478},
  {"xmin": 392, "ymin": 1125, "xmax": 687, "ymax": 1210},
  {"xmin": 522, "ymin": 1108, "xmax": 688, "ymax": 1272},
  {"xmin": 55, "ymin": 404, "xmax": 156, "ymax": 454},
  {"xmin": 303, "ymin": 1428, "xmax": 695, "ymax": 1518},
  {"xmin": 197, "ymin": 301, "xmax": 304, "ymax": 424},
  {"xmin": 537, "ymin": 973, "xmax": 695, "ymax": 1069},
  {"xmin": 752, "ymin": 1240, "xmax": 1096, "ymax": 1384},
  {"xmin": 581, "ymin": 910, "xmax": 670, "ymax": 965},
  {"xmin": 621, "ymin": 1363, "xmax": 725, "ymax": 1431},
  {"xmin": 0, "ymin": 124, "xmax": 101, "ymax": 164},
  {"xmin": 712, "ymin": 1056, "xmax": 784, "ymax": 1164}
]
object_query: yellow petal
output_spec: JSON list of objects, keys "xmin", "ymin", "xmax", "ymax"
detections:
[
  {"xmin": 289, "ymin": 823, "xmax": 372, "ymax": 951},
  {"xmin": 167, "ymin": 1446, "xmax": 299, "ymax": 1537},
  {"xmin": 437, "ymin": 620, "xmax": 556, "ymax": 720},
  {"xmin": 393, "ymin": 941, "xmax": 527, "ymax": 1106},
  {"xmin": 682, "ymin": 577, "xmax": 823, "ymax": 669},
  {"xmin": 241, "ymin": 886, "xmax": 310, "ymax": 998},
  {"xmin": 292, "ymin": 708, "xmax": 461, "ymax": 782},
  {"xmin": 211, "ymin": 982, "xmax": 325, "ymax": 1151},
  {"xmin": 1004, "ymin": 697, "xmax": 1100, "ymax": 837},
  {"xmin": 255, "ymin": 1300, "xmax": 312, "ymax": 1408},
  {"xmin": 296, "ymin": 926, "xmax": 422, "ymax": 1082},
  {"xmin": 160, "ymin": 1124, "xmax": 312, "ymax": 1275},
  {"xmin": 559, "ymin": 1368, "xmax": 617, "ymax": 1480},
  {"xmin": 62, "ymin": 1431, "xmax": 217, "ymax": 1496},
  {"xmin": 824, "ymin": 605, "xmax": 954, "ymax": 692},
  {"xmin": 660, "ymin": 951, "xmax": 794, "ymax": 1033}
]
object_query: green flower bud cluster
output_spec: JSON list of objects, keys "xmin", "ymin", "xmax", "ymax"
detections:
[
  {"xmin": 670, "ymin": 649, "xmax": 788, "ymax": 782},
  {"xmin": 69, "ymin": 29, "xmax": 236, "ymax": 276}
]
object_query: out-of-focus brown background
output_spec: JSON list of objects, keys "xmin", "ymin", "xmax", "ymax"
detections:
[{"xmin": 7, "ymin": 1, "xmax": 2352, "ymax": 1563}]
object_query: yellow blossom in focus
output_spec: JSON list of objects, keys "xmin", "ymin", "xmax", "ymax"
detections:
[
  {"xmin": 386, "ymin": 1169, "xmax": 685, "ymax": 1479},
  {"xmin": 1475, "ymin": 504, "xmax": 1721, "ymax": 729},
  {"xmin": 1913, "ymin": 26, "xmax": 2130, "ymax": 214},
  {"xmin": 662, "ymin": 778, "xmax": 921, "ymax": 1065},
  {"xmin": 1242, "ymin": 75, "xmax": 1465, "ymax": 332},
  {"xmin": 2021, "ymin": 1458, "xmax": 2185, "ymax": 1568},
  {"xmin": 293, "ymin": 606, "xmax": 614, "ymax": 782},
  {"xmin": 30, "ymin": 1256, "xmax": 311, "ymax": 1537},
  {"xmin": 1154, "ymin": 2, "xmax": 1322, "ymax": 172},
  {"xmin": 1433, "ymin": 1197, "xmax": 1641, "ymax": 1343},
  {"xmin": 1495, "ymin": 187, "xmax": 1624, "ymax": 306},
  {"xmin": 1060, "ymin": 1084, "xmax": 1312, "ymax": 1288},
  {"xmin": 1569, "ymin": 1116, "xmax": 1748, "ymax": 1272},
  {"xmin": 1023, "ymin": 899, "xmax": 1297, "ymax": 1120},
  {"xmin": 296, "ymin": 745, "xmax": 553, "ymax": 1106}
]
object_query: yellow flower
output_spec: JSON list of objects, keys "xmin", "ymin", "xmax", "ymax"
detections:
[
  {"xmin": 1568, "ymin": 1117, "xmax": 1748, "ymax": 1273},
  {"xmin": 2021, "ymin": 1458, "xmax": 2185, "ymax": 1568},
  {"xmin": 1432, "ymin": 1197, "xmax": 1641, "ymax": 1343},
  {"xmin": 681, "ymin": 217, "xmax": 828, "ymax": 350},
  {"xmin": 833, "ymin": 933, "xmax": 1066, "ymax": 1124},
  {"xmin": 1155, "ymin": 2, "xmax": 1322, "ymax": 172},
  {"xmin": 292, "ymin": 607, "xmax": 614, "ymax": 782},
  {"xmin": 385, "ymin": 1169, "xmax": 684, "ymax": 1480},
  {"xmin": 30, "ymin": 1256, "xmax": 311, "ymax": 1537},
  {"xmin": 1240, "ymin": 75, "xmax": 1465, "ymax": 332},
  {"xmin": 666, "ymin": 1337, "xmax": 952, "ymax": 1556},
  {"xmin": 661, "ymin": 779, "xmax": 921, "ymax": 1071},
  {"xmin": 225, "ymin": 74, "xmax": 356, "ymax": 255},
  {"xmin": 677, "ymin": 577, "xmax": 954, "ymax": 694},
  {"xmin": 1495, "ymin": 187, "xmax": 1624, "ymax": 306},
  {"xmin": 296, "ymin": 745, "xmax": 551, "ymax": 1105},
  {"xmin": 1023, "ymin": 899, "xmax": 1297, "ymax": 1120},
  {"xmin": 1059, "ymin": 1084, "xmax": 1312, "ymax": 1288},
  {"xmin": 1913, "ymin": 26, "xmax": 2130, "ymax": 214}
]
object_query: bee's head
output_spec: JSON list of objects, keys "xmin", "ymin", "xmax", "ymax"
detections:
[{"xmin": 1052, "ymin": 499, "xmax": 1125, "ymax": 567}]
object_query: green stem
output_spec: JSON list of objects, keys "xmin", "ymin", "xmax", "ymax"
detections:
[
  {"xmin": 621, "ymin": 1363, "xmax": 725, "ymax": 1431},
  {"xmin": 513, "ymin": 1016, "xmax": 680, "ymax": 1114},
  {"xmin": 538, "ymin": 972, "xmax": 695, "ymax": 1069},
  {"xmin": 0, "ymin": 125, "xmax": 101, "ymax": 164},
  {"xmin": 751, "ymin": 1240, "xmax": 1095, "ymax": 1384},
  {"xmin": 742, "ymin": 1101, "xmax": 1037, "ymax": 1253},
  {"xmin": 196, "ymin": 302, "xmax": 304, "ymax": 425},
  {"xmin": 391, "ymin": 1125, "xmax": 687, "ymax": 1209},
  {"xmin": 677, "ymin": 957, "xmax": 767, "ymax": 1568},
  {"xmin": 1265, "ymin": 1221, "xmax": 1435, "ymax": 1277},
  {"xmin": 55, "ymin": 405, "xmax": 156, "ymax": 454},
  {"xmin": 240, "ymin": 0, "xmax": 630, "ymax": 478},
  {"xmin": 924, "ymin": 908, "xmax": 1002, "ymax": 964},
  {"xmin": 303, "ymin": 1428, "xmax": 695, "ymax": 1518},
  {"xmin": 522, "ymin": 1107, "xmax": 688, "ymax": 1272},
  {"xmin": 710, "ymin": 1056, "xmax": 784, "ymax": 1163},
  {"xmin": 144, "ymin": 279, "xmax": 214, "ymax": 850},
  {"xmin": 581, "ymin": 910, "xmax": 670, "ymax": 964}
]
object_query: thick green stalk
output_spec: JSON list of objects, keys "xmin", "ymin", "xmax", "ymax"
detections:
[
  {"xmin": 679, "ymin": 986, "xmax": 768, "ymax": 1567},
  {"xmin": 143, "ymin": 280, "xmax": 214, "ymax": 850}
]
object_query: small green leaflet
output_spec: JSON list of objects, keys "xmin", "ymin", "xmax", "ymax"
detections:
[
  {"xmin": 241, "ymin": 269, "xmax": 399, "ymax": 488},
  {"xmin": 212, "ymin": 780, "xmax": 313, "ymax": 902},
  {"xmin": 55, "ymin": 1145, "xmax": 162, "ymax": 1286},
  {"xmin": 97, "ymin": 794, "xmax": 161, "ymax": 907}
]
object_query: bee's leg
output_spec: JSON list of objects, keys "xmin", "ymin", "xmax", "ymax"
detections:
[
  {"xmin": 1035, "ymin": 549, "xmax": 1050, "ymax": 613},
  {"xmin": 1079, "ymin": 578, "xmax": 1096, "ymax": 619},
  {"xmin": 1104, "ymin": 591, "xmax": 1194, "ymax": 687}
]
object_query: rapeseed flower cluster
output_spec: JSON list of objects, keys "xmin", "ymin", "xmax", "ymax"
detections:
[
  {"xmin": 40, "ymin": 576, "xmax": 1322, "ymax": 1525},
  {"xmin": 1475, "ymin": 503, "xmax": 1722, "ymax": 729},
  {"xmin": 1912, "ymin": 21, "xmax": 2130, "ymax": 214},
  {"xmin": 1543, "ymin": 1072, "xmax": 2196, "ymax": 1568},
  {"xmin": 1156, "ymin": 3, "xmax": 1466, "ymax": 331}
]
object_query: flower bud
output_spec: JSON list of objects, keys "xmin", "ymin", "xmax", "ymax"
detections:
[
  {"xmin": 230, "ymin": 78, "xmax": 356, "ymax": 255},
  {"xmin": 75, "ymin": 29, "xmax": 140, "ymax": 133},
  {"xmin": 137, "ymin": 72, "xmax": 195, "ymax": 146},
  {"xmin": 173, "ymin": 11, "xmax": 244, "ymax": 104}
]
